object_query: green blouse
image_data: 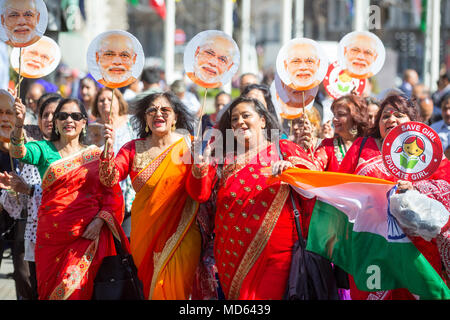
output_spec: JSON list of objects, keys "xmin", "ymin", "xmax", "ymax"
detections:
[{"xmin": 20, "ymin": 140, "xmax": 62, "ymax": 179}]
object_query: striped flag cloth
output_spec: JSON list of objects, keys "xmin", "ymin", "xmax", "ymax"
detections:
[{"xmin": 274, "ymin": 168, "xmax": 450, "ymax": 300}]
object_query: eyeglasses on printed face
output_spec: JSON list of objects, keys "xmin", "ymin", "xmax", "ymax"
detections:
[{"xmin": 55, "ymin": 112, "xmax": 85, "ymax": 121}]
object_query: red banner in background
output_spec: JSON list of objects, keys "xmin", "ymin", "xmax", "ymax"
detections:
[{"xmin": 150, "ymin": 0, "xmax": 166, "ymax": 19}]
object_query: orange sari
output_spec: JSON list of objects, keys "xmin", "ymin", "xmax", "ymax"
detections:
[
  {"xmin": 35, "ymin": 146, "xmax": 126, "ymax": 300},
  {"xmin": 100, "ymin": 136, "xmax": 201, "ymax": 299}
]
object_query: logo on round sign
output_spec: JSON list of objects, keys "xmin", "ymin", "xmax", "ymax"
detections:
[
  {"xmin": 323, "ymin": 61, "xmax": 366, "ymax": 100},
  {"xmin": 382, "ymin": 121, "xmax": 443, "ymax": 181}
]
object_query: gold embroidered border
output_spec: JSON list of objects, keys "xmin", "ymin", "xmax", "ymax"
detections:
[
  {"xmin": 148, "ymin": 196, "xmax": 199, "ymax": 299},
  {"xmin": 192, "ymin": 163, "xmax": 209, "ymax": 179},
  {"xmin": 132, "ymin": 146, "xmax": 173, "ymax": 193},
  {"xmin": 99, "ymin": 157, "xmax": 120, "ymax": 188},
  {"xmin": 287, "ymin": 156, "xmax": 318, "ymax": 171},
  {"xmin": 48, "ymin": 238, "xmax": 98, "ymax": 300},
  {"xmin": 227, "ymin": 184, "xmax": 289, "ymax": 299},
  {"xmin": 42, "ymin": 146, "xmax": 99, "ymax": 190},
  {"xmin": 9, "ymin": 143, "xmax": 26, "ymax": 158},
  {"xmin": 97, "ymin": 210, "xmax": 120, "ymax": 241}
]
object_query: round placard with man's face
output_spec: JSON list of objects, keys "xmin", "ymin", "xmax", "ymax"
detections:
[
  {"xmin": 10, "ymin": 35, "xmax": 60, "ymax": 78},
  {"xmin": 0, "ymin": 89, "xmax": 14, "ymax": 140},
  {"xmin": 338, "ymin": 31, "xmax": 385, "ymax": 80},
  {"xmin": 184, "ymin": 30, "xmax": 240, "ymax": 89},
  {"xmin": 382, "ymin": 121, "xmax": 443, "ymax": 182},
  {"xmin": 0, "ymin": 0, "xmax": 48, "ymax": 48},
  {"xmin": 276, "ymin": 38, "xmax": 328, "ymax": 91},
  {"xmin": 87, "ymin": 30, "xmax": 144, "ymax": 89}
]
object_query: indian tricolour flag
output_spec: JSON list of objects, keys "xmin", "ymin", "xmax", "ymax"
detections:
[{"xmin": 276, "ymin": 168, "xmax": 450, "ymax": 300}]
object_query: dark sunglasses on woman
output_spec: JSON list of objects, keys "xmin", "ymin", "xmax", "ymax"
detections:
[{"xmin": 55, "ymin": 112, "xmax": 86, "ymax": 121}]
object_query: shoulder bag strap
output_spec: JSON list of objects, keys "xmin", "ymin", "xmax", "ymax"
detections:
[{"xmin": 276, "ymin": 138, "xmax": 306, "ymax": 248}]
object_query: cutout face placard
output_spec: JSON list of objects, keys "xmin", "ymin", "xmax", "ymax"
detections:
[
  {"xmin": 184, "ymin": 30, "xmax": 240, "ymax": 89},
  {"xmin": 0, "ymin": 0, "xmax": 48, "ymax": 48},
  {"xmin": 276, "ymin": 38, "xmax": 328, "ymax": 91},
  {"xmin": 338, "ymin": 31, "xmax": 385, "ymax": 80},
  {"xmin": 87, "ymin": 30, "xmax": 144, "ymax": 89},
  {"xmin": 10, "ymin": 35, "xmax": 60, "ymax": 78},
  {"xmin": 0, "ymin": 89, "xmax": 14, "ymax": 140},
  {"xmin": 270, "ymin": 76, "xmax": 315, "ymax": 120}
]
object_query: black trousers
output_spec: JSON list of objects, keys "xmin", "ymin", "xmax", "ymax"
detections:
[{"xmin": 0, "ymin": 212, "xmax": 33, "ymax": 300}]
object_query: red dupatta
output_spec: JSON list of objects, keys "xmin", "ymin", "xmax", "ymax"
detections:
[{"xmin": 36, "ymin": 146, "xmax": 127, "ymax": 300}]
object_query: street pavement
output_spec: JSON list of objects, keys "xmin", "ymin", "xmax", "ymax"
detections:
[{"xmin": 0, "ymin": 249, "xmax": 17, "ymax": 300}]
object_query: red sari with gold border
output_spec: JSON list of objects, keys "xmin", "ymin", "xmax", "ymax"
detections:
[
  {"xmin": 36, "ymin": 146, "xmax": 126, "ymax": 300},
  {"xmin": 187, "ymin": 139, "xmax": 318, "ymax": 299},
  {"xmin": 340, "ymin": 136, "xmax": 450, "ymax": 300}
]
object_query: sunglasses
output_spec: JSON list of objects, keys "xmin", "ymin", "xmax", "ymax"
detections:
[
  {"xmin": 145, "ymin": 106, "xmax": 174, "ymax": 117},
  {"xmin": 55, "ymin": 112, "xmax": 86, "ymax": 121}
]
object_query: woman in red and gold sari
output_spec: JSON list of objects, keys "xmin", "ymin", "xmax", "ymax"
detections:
[
  {"xmin": 340, "ymin": 94, "xmax": 450, "ymax": 300},
  {"xmin": 10, "ymin": 98, "xmax": 126, "ymax": 300},
  {"xmin": 187, "ymin": 97, "xmax": 319, "ymax": 299},
  {"xmin": 100, "ymin": 92, "xmax": 202, "ymax": 300}
]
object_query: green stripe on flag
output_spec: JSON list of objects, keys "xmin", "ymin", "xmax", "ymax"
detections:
[
  {"xmin": 306, "ymin": 200, "xmax": 450, "ymax": 300},
  {"xmin": 127, "ymin": 0, "xmax": 139, "ymax": 6}
]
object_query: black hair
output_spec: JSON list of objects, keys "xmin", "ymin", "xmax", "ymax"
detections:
[
  {"xmin": 240, "ymin": 83, "xmax": 278, "ymax": 120},
  {"xmin": 38, "ymin": 93, "xmax": 62, "ymax": 119},
  {"xmin": 131, "ymin": 91, "xmax": 195, "ymax": 138},
  {"xmin": 217, "ymin": 96, "xmax": 280, "ymax": 155},
  {"xmin": 141, "ymin": 67, "xmax": 161, "ymax": 85},
  {"xmin": 367, "ymin": 94, "xmax": 422, "ymax": 139},
  {"xmin": 50, "ymin": 98, "xmax": 89, "ymax": 143}
]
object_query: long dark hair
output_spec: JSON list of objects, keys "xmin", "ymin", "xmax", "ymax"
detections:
[
  {"xmin": 240, "ymin": 83, "xmax": 278, "ymax": 120},
  {"xmin": 217, "ymin": 96, "xmax": 280, "ymax": 155},
  {"xmin": 131, "ymin": 91, "xmax": 195, "ymax": 138},
  {"xmin": 38, "ymin": 94, "xmax": 62, "ymax": 119},
  {"xmin": 367, "ymin": 94, "xmax": 422, "ymax": 139},
  {"xmin": 50, "ymin": 98, "xmax": 89, "ymax": 143}
]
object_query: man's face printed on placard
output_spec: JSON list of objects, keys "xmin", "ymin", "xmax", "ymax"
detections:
[
  {"xmin": 343, "ymin": 34, "xmax": 378, "ymax": 77},
  {"xmin": 96, "ymin": 33, "xmax": 137, "ymax": 85},
  {"xmin": 193, "ymin": 35, "xmax": 235, "ymax": 84},
  {"xmin": 1, "ymin": 0, "xmax": 40, "ymax": 45},
  {"xmin": 284, "ymin": 42, "xmax": 320, "ymax": 89}
]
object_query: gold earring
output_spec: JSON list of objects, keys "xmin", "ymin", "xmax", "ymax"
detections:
[
  {"xmin": 350, "ymin": 126, "xmax": 358, "ymax": 137},
  {"xmin": 171, "ymin": 122, "xmax": 176, "ymax": 132},
  {"xmin": 55, "ymin": 127, "xmax": 59, "ymax": 135},
  {"xmin": 145, "ymin": 125, "xmax": 149, "ymax": 133}
]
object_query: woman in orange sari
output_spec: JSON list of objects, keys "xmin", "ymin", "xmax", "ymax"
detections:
[
  {"xmin": 10, "ymin": 98, "xmax": 126, "ymax": 300},
  {"xmin": 187, "ymin": 97, "xmax": 319, "ymax": 299},
  {"xmin": 100, "ymin": 92, "xmax": 202, "ymax": 300}
]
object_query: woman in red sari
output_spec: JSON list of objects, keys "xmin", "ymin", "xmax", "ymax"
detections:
[
  {"xmin": 187, "ymin": 97, "xmax": 319, "ymax": 299},
  {"xmin": 339, "ymin": 94, "xmax": 450, "ymax": 300},
  {"xmin": 312, "ymin": 94, "xmax": 368, "ymax": 171},
  {"xmin": 10, "ymin": 98, "xmax": 126, "ymax": 300}
]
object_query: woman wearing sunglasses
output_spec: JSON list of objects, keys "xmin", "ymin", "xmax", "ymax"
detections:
[
  {"xmin": 99, "ymin": 92, "xmax": 202, "ymax": 300},
  {"xmin": 9, "ymin": 97, "xmax": 128, "ymax": 300}
]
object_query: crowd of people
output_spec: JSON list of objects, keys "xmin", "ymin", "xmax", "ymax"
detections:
[{"xmin": 0, "ymin": 62, "xmax": 449, "ymax": 300}]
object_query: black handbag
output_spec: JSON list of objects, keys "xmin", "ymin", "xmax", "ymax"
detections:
[
  {"xmin": 92, "ymin": 235, "xmax": 145, "ymax": 300},
  {"xmin": 283, "ymin": 191, "xmax": 340, "ymax": 300},
  {"xmin": 275, "ymin": 139, "xmax": 339, "ymax": 300}
]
